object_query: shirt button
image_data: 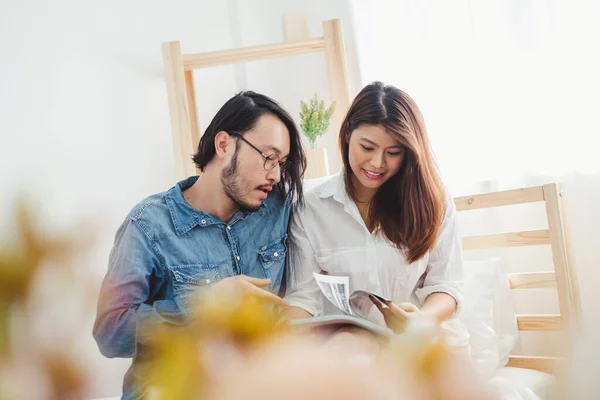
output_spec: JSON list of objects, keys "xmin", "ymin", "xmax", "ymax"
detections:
[
  {"xmin": 236, "ymin": 256, "xmax": 240, "ymax": 261},
  {"xmin": 273, "ymin": 252, "xmax": 279, "ymax": 257},
  {"xmin": 205, "ymin": 279, "xmax": 211, "ymax": 284},
  {"xmin": 201, "ymin": 219, "xmax": 206, "ymax": 225},
  {"xmin": 227, "ymin": 226, "xmax": 231, "ymax": 230}
]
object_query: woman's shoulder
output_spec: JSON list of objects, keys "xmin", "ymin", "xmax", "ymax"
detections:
[
  {"xmin": 303, "ymin": 174, "xmax": 342, "ymax": 202},
  {"xmin": 441, "ymin": 185, "xmax": 458, "ymax": 215}
]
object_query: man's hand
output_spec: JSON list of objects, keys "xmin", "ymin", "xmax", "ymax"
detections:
[
  {"xmin": 211, "ymin": 275, "xmax": 288, "ymax": 308},
  {"xmin": 275, "ymin": 306, "xmax": 312, "ymax": 329}
]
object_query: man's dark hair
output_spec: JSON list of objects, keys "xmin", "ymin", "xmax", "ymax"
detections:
[{"xmin": 192, "ymin": 91, "xmax": 306, "ymax": 203}]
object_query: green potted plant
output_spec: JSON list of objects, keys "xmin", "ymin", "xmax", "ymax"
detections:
[
  {"xmin": 299, "ymin": 93, "xmax": 335, "ymax": 178},
  {"xmin": 299, "ymin": 93, "xmax": 336, "ymax": 149}
]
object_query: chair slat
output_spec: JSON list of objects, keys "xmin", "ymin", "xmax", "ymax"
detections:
[
  {"xmin": 454, "ymin": 186, "xmax": 544, "ymax": 211},
  {"xmin": 507, "ymin": 355, "xmax": 561, "ymax": 374},
  {"xmin": 508, "ymin": 272, "xmax": 557, "ymax": 289},
  {"xmin": 516, "ymin": 314, "xmax": 563, "ymax": 331},
  {"xmin": 462, "ymin": 229, "xmax": 550, "ymax": 250}
]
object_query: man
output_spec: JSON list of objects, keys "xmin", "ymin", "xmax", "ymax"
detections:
[{"xmin": 93, "ymin": 91, "xmax": 306, "ymax": 400}]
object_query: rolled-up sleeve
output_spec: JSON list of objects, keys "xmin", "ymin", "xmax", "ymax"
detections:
[
  {"xmin": 414, "ymin": 192, "xmax": 465, "ymax": 317},
  {"xmin": 284, "ymin": 207, "xmax": 324, "ymax": 317},
  {"xmin": 93, "ymin": 219, "xmax": 185, "ymax": 358}
]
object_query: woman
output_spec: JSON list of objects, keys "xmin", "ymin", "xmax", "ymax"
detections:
[{"xmin": 284, "ymin": 82, "xmax": 467, "ymax": 344}]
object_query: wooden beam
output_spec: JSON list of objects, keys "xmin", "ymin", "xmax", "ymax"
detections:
[
  {"xmin": 544, "ymin": 183, "xmax": 582, "ymax": 334},
  {"xmin": 183, "ymin": 38, "xmax": 325, "ymax": 70},
  {"xmin": 184, "ymin": 70, "xmax": 200, "ymax": 175},
  {"xmin": 462, "ymin": 229, "xmax": 551, "ymax": 250},
  {"xmin": 516, "ymin": 314, "xmax": 563, "ymax": 331},
  {"xmin": 454, "ymin": 186, "xmax": 545, "ymax": 211},
  {"xmin": 508, "ymin": 272, "xmax": 557, "ymax": 289},
  {"xmin": 162, "ymin": 41, "xmax": 195, "ymax": 179},
  {"xmin": 323, "ymin": 19, "xmax": 350, "ymax": 172},
  {"xmin": 507, "ymin": 355, "xmax": 561, "ymax": 374}
]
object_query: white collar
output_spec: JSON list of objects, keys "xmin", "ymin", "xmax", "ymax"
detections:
[
  {"xmin": 318, "ymin": 171, "xmax": 348, "ymax": 204},
  {"xmin": 318, "ymin": 170, "xmax": 371, "ymax": 230}
]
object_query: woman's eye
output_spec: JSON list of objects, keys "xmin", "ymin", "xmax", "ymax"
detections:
[
  {"xmin": 361, "ymin": 145, "xmax": 374, "ymax": 151},
  {"xmin": 388, "ymin": 152, "xmax": 403, "ymax": 156}
]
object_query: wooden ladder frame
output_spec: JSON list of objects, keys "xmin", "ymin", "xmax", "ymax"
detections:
[
  {"xmin": 455, "ymin": 183, "xmax": 582, "ymax": 374},
  {"xmin": 162, "ymin": 18, "xmax": 350, "ymax": 179}
]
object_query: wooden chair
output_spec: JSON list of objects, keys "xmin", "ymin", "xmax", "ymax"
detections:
[{"xmin": 455, "ymin": 184, "xmax": 582, "ymax": 374}]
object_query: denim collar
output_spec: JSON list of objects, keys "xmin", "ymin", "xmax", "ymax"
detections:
[{"xmin": 164, "ymin": 176, "xmax": 268, "ymax": 236}]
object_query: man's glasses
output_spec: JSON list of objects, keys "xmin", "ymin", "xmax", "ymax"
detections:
[{"xmin": 227, "ymin": 131, "xmax": 290, "ymax": 173}]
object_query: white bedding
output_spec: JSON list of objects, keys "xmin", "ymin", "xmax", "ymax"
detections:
[
  {"xmin": 489, "ymin": 367, "xmax": 555, "ymax": 400},
  {"xmin": 457, "ymin": 258, "xmax": 555, "ymax": 399}
]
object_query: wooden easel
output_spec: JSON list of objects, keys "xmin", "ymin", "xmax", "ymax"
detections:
[{"xmin": 162, "ymin": 17, "xmax": 350, "ymax": 179}]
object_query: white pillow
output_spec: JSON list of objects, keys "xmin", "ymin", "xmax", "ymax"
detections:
[
  {"xmin": 492, "ymin": 261, "xmax": 519, "ymax": 367},
  {"xmin": 460, "ymin": 258, "xmax": 518, "ymax": 377}
]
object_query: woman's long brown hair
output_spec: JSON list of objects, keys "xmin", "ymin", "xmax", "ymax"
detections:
[{"xmin": 339, "ymin": 82, "xmax": 446, "ymax": 263}]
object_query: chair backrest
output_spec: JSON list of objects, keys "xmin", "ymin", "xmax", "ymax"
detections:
[{"xmin": 455, "ymin": 183, "xmax": 581, "ymax": 374}]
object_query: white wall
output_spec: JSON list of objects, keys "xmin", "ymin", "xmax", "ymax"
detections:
[
  {"xmin": 0, "ymin": 0, "xmax": 233, "ymax": 398},
  {"xmin": 0, "ymin": 0, "xmax": 356, "ymax": 397}
]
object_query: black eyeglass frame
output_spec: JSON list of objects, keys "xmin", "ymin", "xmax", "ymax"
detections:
[{"xmin": 227, "ymin": 131, "xmax": 290, "ymax": 173}]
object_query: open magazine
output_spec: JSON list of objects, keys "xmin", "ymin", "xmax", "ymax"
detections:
[{"xmin": 289, "ymin": 273, "xmax": 394, "ymax": 339}]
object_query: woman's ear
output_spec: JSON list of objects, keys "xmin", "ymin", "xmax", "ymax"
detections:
[
  {"xmin": 344, "ymin": 122, "xmax": 353, "ymax": 143},
  {"xmin": 345, "ymin": 130, "xmax": 352, "ymax": 144}
]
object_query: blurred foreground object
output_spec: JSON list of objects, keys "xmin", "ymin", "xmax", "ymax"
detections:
[
  {"xmin": 140, "ymin": 294, "xmax": 499, "ymax": 400},
  {"xmin": 0, "ymin": 201, "xmax": 91, "ymax": 399},
  {"xmin": 2, "ymin": 200, "xmax": 580, "ymax": 400}
]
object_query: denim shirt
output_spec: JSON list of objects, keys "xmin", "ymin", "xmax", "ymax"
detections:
[{"xmin": 93, "ymin": 176, "xmax": 291, "ymax": 400}]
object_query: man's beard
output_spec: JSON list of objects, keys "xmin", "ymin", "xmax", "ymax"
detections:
[{"xmin": 221, "ymin": 151, "xmax": 261, "ymax": 212}]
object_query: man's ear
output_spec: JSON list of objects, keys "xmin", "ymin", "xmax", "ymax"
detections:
[{"xmin": 214, "ymin": 131, "xmax": 232, "ymax": 158}]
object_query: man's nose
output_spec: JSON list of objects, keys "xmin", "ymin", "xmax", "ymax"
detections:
[{"xmin": 266, "ymin": 165, "xmax": 281, "ymax": 183}]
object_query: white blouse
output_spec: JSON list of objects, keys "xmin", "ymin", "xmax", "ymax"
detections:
[{"xmin": 285, "ymin": 172, "xmax": 469, "ymax": 343}]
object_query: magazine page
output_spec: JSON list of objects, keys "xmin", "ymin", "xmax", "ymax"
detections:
[
  {"xmin": 348, "ymin": 290, "xmax": 391, "ymax": 324},
  {"xmin": 347, "ymin": 290, "xmax": 377, "ymax": 318},
  {"xmin": 348, "ymin": 290, "xmax": 390, "ymax": 318},
  {"xmin": 312, "ymin": 273, "xmax": 353, "ymax": 315}
]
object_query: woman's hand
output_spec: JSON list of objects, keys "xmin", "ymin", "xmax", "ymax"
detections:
[{"xmin": 370, "ymin": 296, "xmax": 422, "ymax": 334}]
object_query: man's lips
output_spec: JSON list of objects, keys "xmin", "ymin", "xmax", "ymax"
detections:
[
  {"xmin": 257, "ymin": 186, "xmax": 273, "ymax": 193},
  {"xmin": 256, "ymin": 186, "xmax": 273, "ymax": 199}
]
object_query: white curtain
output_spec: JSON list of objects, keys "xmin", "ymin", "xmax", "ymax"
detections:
[{"xmin": 348, "ymin": 0, "xmax": 600, "ymax": 357}]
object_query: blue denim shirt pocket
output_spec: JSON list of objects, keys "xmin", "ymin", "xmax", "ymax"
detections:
[
  {"xmin": 170, "ymin": 264, "xmax": 220, "ymax": 315},
  {"xmin": 258, "ymin": 235, "xmax": 287, "ymax": 282}
]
